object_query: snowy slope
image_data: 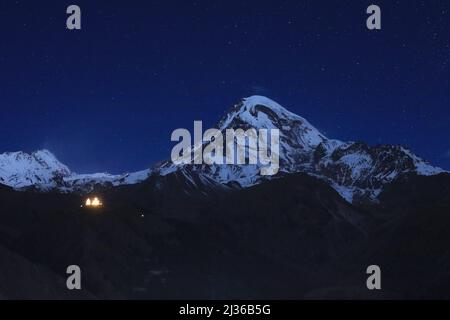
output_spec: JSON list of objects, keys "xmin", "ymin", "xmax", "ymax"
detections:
[
  {"xmin": 0, "ymin": 95, "xmax": 445, "ymax": 202},
  {"xmin": 0, "ymin": 150, "xmax": 150, "ymax": 193},
  {"xmin": 155, "ymin": 96, "xmax": 445, "ymax": 202},
  {"xmin": 61, "ymin": 169, "xmax": 150, "ymax": 192},
  {"xmin": 218, "ymin": 96, "xmax": 328, "ymax": 150},
  {"xmin": 0, "ymin": 150, "xmax": 71, "ymax": 188}
]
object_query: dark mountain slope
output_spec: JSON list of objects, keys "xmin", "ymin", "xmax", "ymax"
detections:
[
  {"xmin": 356, "ymin": 173, "xmax": 450, "ymax": 299},
  {"xmin": 0, "ymin": 171, "xmax": 369, "ymax": 298},
  {"xmin": 0, "ymin": 172, "xmax": 449, "ymax": 299}
]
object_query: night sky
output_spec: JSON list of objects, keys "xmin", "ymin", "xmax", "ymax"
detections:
[{"xmin": 0, "ymin": 0, "xmax": 449, "ymax": 174}]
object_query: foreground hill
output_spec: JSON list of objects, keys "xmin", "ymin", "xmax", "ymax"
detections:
[{"xmin": 1, "ymin": 171, "xmax": 449, "ymax": 299}]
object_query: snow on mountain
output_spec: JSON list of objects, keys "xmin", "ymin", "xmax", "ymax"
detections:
[
  {"xmin": 312, "ymin": 142, "xmax": 444, "ymax": 202},
  {"xmin": 155, "ymin": 95, "xmax": 445, "ymax": 203},
  {"xmin": 0, "ymin": 150, "xmax": 71, "ymax": 188},
  {"xmin": 0, "ymin": 150, "xmax": 150, "ymax": 193},
  {"xmin": 62, "ymin": 169, "xmax": 150, "ymax": 192},
  {"xmin": 0, "ymin": 95, "xmax": 445, "ymax": 202},
  {"xmin": 156, "ymin": 96, "xmax": 335, "ymax": 187},
  {"xmin": 218, "ymin": 95, "xmax": 328, "ymax": 151}
]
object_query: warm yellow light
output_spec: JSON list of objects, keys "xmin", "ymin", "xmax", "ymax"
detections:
[
  {"xmin": 92, "ymin": 197, "xmax": 102, "ymax": 206},
  {"xmin": 85, "ymin": 197, "xmax": 102, "ymax": 207}
]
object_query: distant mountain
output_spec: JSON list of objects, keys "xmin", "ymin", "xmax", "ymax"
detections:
[
  {"xmin": 0, "ymin": 95, "xmax": 444, "ymax": 202},
  {"xmin": 154, "ymin": 96, "xmax": 444, "ymax": 203},
  {"xmin": 0, "ymin": 150, "xmax": 150, "ymax": 193},
  {"xmin": 0, "ymin": 150, "xmax": 71, "ymax": 188}
]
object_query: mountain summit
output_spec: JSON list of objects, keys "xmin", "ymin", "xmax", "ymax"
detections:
[
  {"xmin": 156, "ymin": 96, "xmax": 444, "ymax": 202},
  {"xmin": 0, "ymin": 150, "xmax": 71, "ymax": 188},
  {"xmin": 0, "ymin": 96, "xmax": 445, "ymax": 202},
  {"xmin": 0, "ymin": 149, "xmax": 149, "ymax": 193}
]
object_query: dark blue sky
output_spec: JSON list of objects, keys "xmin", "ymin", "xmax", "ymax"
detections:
[{"xmin": 0, "ymin": 0, "xmax": 449, "ymax": 173}]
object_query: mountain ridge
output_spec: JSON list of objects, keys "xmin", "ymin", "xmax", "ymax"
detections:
[
  {"xmin": 0, "ymin": 149, "xmax": 150, "ymax": 193},
  {"xmin": 0, "ymin": 95, "xmax": 445, "ymax": 202},
  {"xmin": 155, "ymin": 96, "xmax": 444, "ymax": 202}
]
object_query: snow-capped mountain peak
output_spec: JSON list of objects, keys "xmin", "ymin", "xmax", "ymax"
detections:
[
  {"xmin": 0, "ymin": 96, "xmax": 446, "ymax": 203},
  {"xmin": 0, "ymin": 149, "xmax": 71, "ymax": 188},
  {"xmin": 0, "ymin": 149, "xmax": 151, "ymax": 192},
  {"xmin": 218, "ymin": 95, "xmax": 328, "ymax": 151},
  {"xmin": 218, "ymin": 95, "xmax": 304, "ymax": 129},
  {"xmin": 157, "ymin": 96, "xmax": 446, "ymax": 203}
]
